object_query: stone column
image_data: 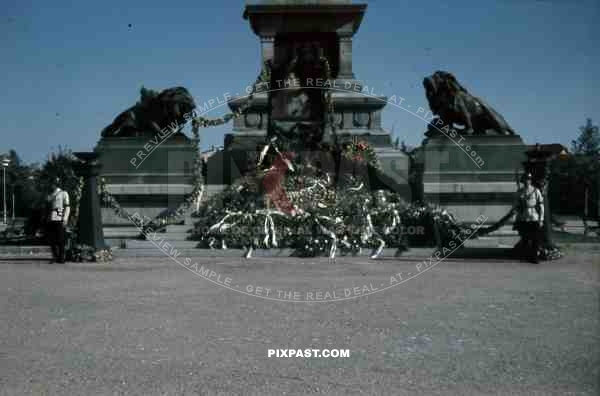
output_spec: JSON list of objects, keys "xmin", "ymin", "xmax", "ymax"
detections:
[
  {"xmin": 260, "ymin": 36, "xmax": 275, "ymax": 63},
  {"xmin": 74, "ymin": 152, "xmax": 106, "ymax": 252},
  {"xmin": 338, "ymin": 35, "xmax": 354, "ymax": 79}
]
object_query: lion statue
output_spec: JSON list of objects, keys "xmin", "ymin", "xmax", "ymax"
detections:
[
  {"xmin": 101, "ymin": 86, "xmax": 196, "ymax": 137},
  {"xmin": 423, "ymin": 71, "xmax": 516, "ymax": 136}
]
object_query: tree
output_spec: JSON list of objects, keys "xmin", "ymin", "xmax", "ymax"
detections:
[
  {"xmin": 571, "ymin": 118, "xmax": 600, "ymax": 156},
  {"xmin": 565, "ymin": 119, "xmax": 600, "ymax": 219},
  {"xmin": 1, "ymin": 150, "xmax": 41, "ymax": 218},
  {"xmin": 24, "ymin": 146, "xmax": 81, "ymax": 237}
]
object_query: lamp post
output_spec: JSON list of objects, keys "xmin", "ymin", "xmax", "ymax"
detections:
[{"xmin": 1, "ymin": 156, "xmax": 10, "ymax": 225}]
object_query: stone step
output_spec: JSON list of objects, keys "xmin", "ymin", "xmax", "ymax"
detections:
[
  {"xmin": 111, "ymin": 248, "xmax": 203, "ymax": 258},
  {"xmin": 144, "ymin": 230, "xmax": 193, "ymax": 242},
  {"xmin": 164, "ymin": 224, "xmax": 194, "ymax": 232},
  {"xmin": 121, "ymin": 240, "xmax": 200, "ymax": 249},
  {"xmin": 111, "ymin": 247, "xmax": 434, "ymax": 258},
  {"xmin": 104, "ymin": 233, "xmax": 193, "ymax": 243},
  {"xmin": 464, "ymin": 236, "xmax": 519, "ymax": 249},
  {"xmin": 147, "ymin": 234, "xmax": 192, "ymax": 242},
  {"xmin": 557, "ymin": 220, "xmax": 598, "ymax": 234},
  {"xmin": 0, "ymin": 245, "xmax": 52, "ymax": 256},
  {"xmin": 486, "ymin": 228, "xmax": 518, "ymax": 237},
  {"xmin": 103, "ymin": 227, "xmax": 142, "ymax": 238}
]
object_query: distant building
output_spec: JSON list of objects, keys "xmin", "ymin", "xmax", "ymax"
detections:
[{"xmin": 527, "ymin": 143, "xmax": 569, "ymax": 159}]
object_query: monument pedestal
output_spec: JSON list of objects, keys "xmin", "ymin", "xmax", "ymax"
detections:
[
  {"xmin": 214, "ymin": 1, "xmax": 408, "ymax": 194},
  {"xmin": 95, "ymin": 134, "xmax": 196, "ymax": 226},
  {"xmin": 417, "ymin": 135, "xmax": 527, "ymax": 225}
]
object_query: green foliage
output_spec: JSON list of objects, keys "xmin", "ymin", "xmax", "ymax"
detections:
[
  {"xmin": 551, "ymin": 119, "xmax": 600, "ymax": 218},
  {"xmin": 571, "ymin": 118, "xmax": 600, "ymax": 156},
  {"xmin": 190, "ymin": 158, "xmax": 468, "ymax": 256},
  {"xmin": 1, "ymin": 150, "xmax": 40, "ymax": 218},
  {"xmin": 23, "ymin": 147, "xmax": 82, "ymax": 239},
  {"xmin": 400, "ymin": 202, "xmax": 463, "ymax": 247},
  {"xmin": 341, "ymin": 139, "xmax": 381, "ymax": 171}
]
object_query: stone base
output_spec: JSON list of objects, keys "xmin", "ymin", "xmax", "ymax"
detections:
[
  {"xmin": 374, "ymin": 147, "xmax": 411, "ymax": 198},
  {"xmin": 219, "ymin": 133, "xmax": 267, "ymax": 183},
  {"xmin": 216, "ymin": 136, "xmax": 411, "ymax": 197},
  {"xmin": 95, "ymin": 135, "xmax": 196, "ymax": 225},
  {"xmin": 417, "ymin": 134, "xmax": 527, "ymax": 224}
]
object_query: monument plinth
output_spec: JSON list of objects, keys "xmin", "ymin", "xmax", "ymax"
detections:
[
  {"xmin": 417, "ymin": 71, "xmax": 528, "ymax": 227},
  {"xmin": 220, "ymin": 0, "xmax": 408, "ymax": 191},
  {"xmin": 96, "ymin": 134, "xmax": 196, "ymax": 225},
  {"xmin": 417, "ymin": 134, "xmax": 527, "ymax": 225},
  {"xmin": 95, "ymin": 86, "xmax": 198, "ymax": 229}
]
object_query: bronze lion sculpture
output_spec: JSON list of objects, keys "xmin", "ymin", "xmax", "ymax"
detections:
[
  {"xmin": 423, "ymin": 71, "xmax": 516, "ymax": 136},
  {"xmin": 101, "ymin": 86, "xmax": 196, "ymax": 137}
]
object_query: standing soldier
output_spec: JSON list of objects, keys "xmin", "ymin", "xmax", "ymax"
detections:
[
  {"xmin": 47, "ymin": 177, "xmax": 70, "ymax": 263},
  {"xmin": 515, "ymin": 173, "xmax": 544, "ymax": 263}
]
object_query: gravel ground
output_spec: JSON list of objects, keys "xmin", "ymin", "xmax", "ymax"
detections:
[{"xmin": 0, "ymin": 251, "xmax": 598, "ymax": 395}]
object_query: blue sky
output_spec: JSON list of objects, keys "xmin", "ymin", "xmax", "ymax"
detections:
[{"xmin": 1, "ymin": 0, "xmax": 598, "ymax": 164}]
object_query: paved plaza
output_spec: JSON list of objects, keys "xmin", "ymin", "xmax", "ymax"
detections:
[{"xmin": 0, "ymin": 250, "xmax": 598, "ymax": 395}]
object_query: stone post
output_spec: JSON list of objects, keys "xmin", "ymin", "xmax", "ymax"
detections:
[
  {"xmin": 338, "ymin": 35, "xmax": 354, "ymax": 79},
  {"xmin": 74, "ymin": 152, "xmax": 106, "ymax": 252}
]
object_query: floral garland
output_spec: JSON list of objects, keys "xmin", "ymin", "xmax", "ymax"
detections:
[
  {"xmin": 191, "ymin": 161, "xmax": 416, "ymax": 259},
  {"xmin": 320, "ymin": 55, "xmax": 334, "ymax": 115},
  {"xmin": 190, "ymin": 150, "xmax": 497, "ymax": 260},
  {"xmin": 98, "ymin": 174, "xmax": 204, "ymax": 235},
  {"xmin": 98, "ymin": 65, "xmax": 272, "ymax": 235},
  {"xmin": 64, "ymin": 175, "xmax": 114, "ymax": 262},
  {"xmin": 341, "ymin": 138, "xmax": 381, "ymax": 171},
  {"xmin": 73, "ymin": 176, "xmax": 84, "ymax": 211},
  {"xmin": 98, "ymin": 178, "xmax": 143, "ymax": 225},
  {"xmin": 67, "ymin": 241, "xmax": 113, "ymax": 263}
]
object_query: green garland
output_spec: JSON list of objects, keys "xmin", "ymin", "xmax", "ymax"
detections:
[
  {"xmin": 191, "ymin": 161, "xmax": 415, "ymax": 258},
  {"xmin": 96, "ymin": 57, "xmax": 484, "ymax": 258},
  {"xmin": 189, "ymin": 132, "xmax": 489, "ymax": 260},
  {"xmin": 98, "ymin": 64, "xmax": 274, "ymax": 234},
  {"xmin": 341, "ymin": 138, "xmax": 381, "ymax": 171}
]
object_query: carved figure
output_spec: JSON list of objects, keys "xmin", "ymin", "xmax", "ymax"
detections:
[
  {"xmin": 101, "ymin": 86, "xmax": 196, "ymax": 137},
  {"xmin": 423, "ymin": 71, "xmax": 516, "ymax": 136}
]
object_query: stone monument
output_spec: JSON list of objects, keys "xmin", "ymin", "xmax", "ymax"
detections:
[
  {"xmin": 416, "ymin": 71, "xmax": 527, "ymax": 226},
  {"xmin": 215, "ymin": 0, "xmax": 409, "ymax": 193},
  {"xmin": 95, "ymin": 87, "xmax": 197, "ymax": 238}
]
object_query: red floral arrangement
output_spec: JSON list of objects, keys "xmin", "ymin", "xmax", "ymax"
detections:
[{"xmin": 341, "ymin": 139, "xmax": 381, "ymax": 170}]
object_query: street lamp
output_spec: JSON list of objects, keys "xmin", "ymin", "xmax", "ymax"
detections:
[{"xmin": 1, "ymin": 156, "xmax": 10, "ymax": 225}]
